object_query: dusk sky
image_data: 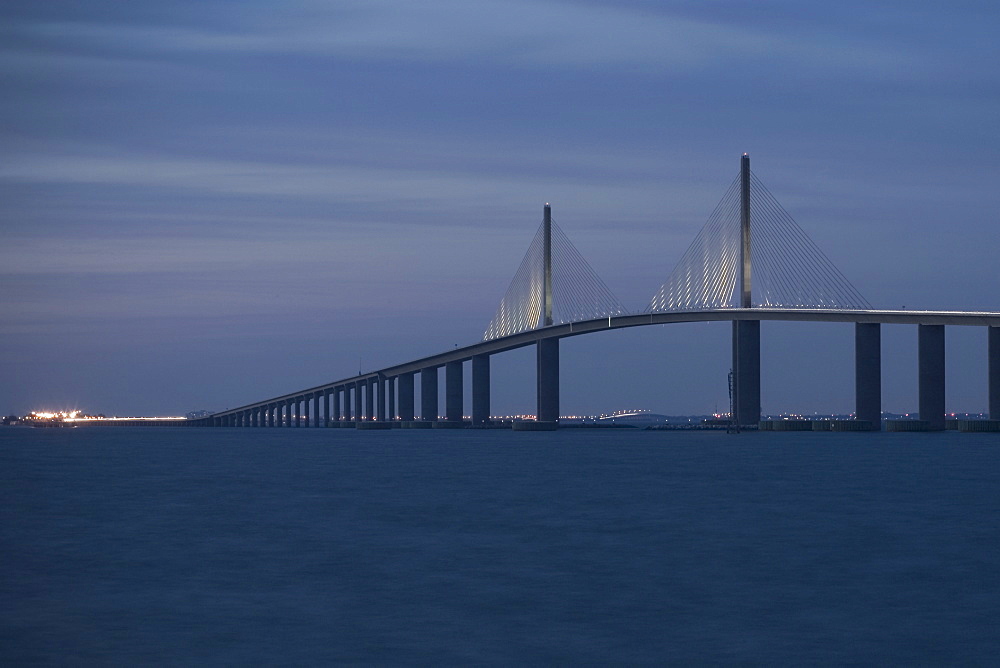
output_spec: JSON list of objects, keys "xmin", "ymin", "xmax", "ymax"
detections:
[{"xmin": 3, "ymin": 1, "xmax": 998, "ymax": 417}]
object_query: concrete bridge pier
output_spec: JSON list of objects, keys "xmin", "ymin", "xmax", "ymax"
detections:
[
  {"xmin": 354, "ymin": 381, "xmax": 363, "ymax": 423},
  {"xmin": 732, "ymin": 320, "xmax": 761, "ymax": 427},
  {"xmin": 367, "ymin": 378, "xmax": 376, "ymax": 421},
  {"xmin": 472, "ymin": 354, "xmax": 490, "ymax": 425},
  {"xmin": 376, "ymin": 377, "xmax": 386, "ymax": 421},
  {"xmin": 919, "ymin": 324, "xmax": 946, "ymax": 430},
  {"xmin": 399, "ymin": 373, "xmax": 415, "ymax": 421},
  {"xmin": 536, "ymin": 338, "xmax": 559, "ymax": 425},
  {"xmin": 268, "ymin": 404, "xmax": 275, "ymax": 427},
  {"xmin": 855, "ymin": 323, "xmax": 881, "ymax": 428},
  {"xmin": 333, "ymin": 388, "xmax": 341, "ymax": 423},
  {"xmin": 421, "ymin": 367, "xmax": 438, "ymax": 422},
  {"xmin": 294, "ymin": 398, "xmax": 301, "ymax": 427},
  {"xmin": 388, "ymin": 377, "xmax": 396, "ymax": 421},
  {"xmin": 441, "ymin": 361, "xmax": 464, "ymax": 427},
  {"xmin": 990, "ymin": 327, "xmax": 1000, "ymax": 420},
  {"xmin": 310, "ymin": 391, "xmax": 319, "ymax": 427}
]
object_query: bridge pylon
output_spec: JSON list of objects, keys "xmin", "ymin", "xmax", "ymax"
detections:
[{"xmin": 734, "ymin": 153, "xmax": 760, "ymax": 427}]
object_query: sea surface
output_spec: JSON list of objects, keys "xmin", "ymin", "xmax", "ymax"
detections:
[{"xmin": 2, "ymin": 426, "xmax": 999, "ymax": 665}]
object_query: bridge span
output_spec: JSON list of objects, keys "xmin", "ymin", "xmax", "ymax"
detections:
[
  {"xmin": 197, "ymin": 156, "xmax": 1000, "ymax": 431},
  {"xmin": 197, "ymin": 308, "xmax": 1000, "ymax": 432}
]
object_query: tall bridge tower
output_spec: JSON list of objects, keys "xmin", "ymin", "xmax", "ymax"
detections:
[{"xmin": 733, "ymin": 153, "xmax": 761, "ymax": 427}]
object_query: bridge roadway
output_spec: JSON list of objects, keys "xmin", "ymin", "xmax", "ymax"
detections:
[{"xmin": 203, "ymin": 308, "xmax": 1000, "ymax": 430}]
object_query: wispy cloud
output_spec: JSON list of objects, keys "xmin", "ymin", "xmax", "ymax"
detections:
[{"xmin": 8, "ymin": 0, "xmax": 919, "ymax": 78}]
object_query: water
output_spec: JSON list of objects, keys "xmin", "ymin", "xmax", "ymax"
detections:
[{"xmin": 2, "ymin": 427, "xmax": 999, "ymax": 664}]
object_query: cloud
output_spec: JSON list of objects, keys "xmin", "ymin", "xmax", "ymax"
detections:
[{"xmin": 8, "ymin": 0, "xmax": 919, "ymax": 77}]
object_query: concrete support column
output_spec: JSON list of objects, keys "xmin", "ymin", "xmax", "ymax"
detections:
[
  {"xmin": 732, "ymin": 320, "xmax": 761, "ymax": 427},
  {"xmin": 354, "ymin": 381, "xmax": 363, "ymax": 422},
  {"xmin": 367, "ymin": 379, "xmax": 376, "ymax": 421},
  {"xmin": 472, "ymin": 354, "xmax": 490, "ymax": 425},
  {"xmin": 990, "ymin": 327, "xmax": 1000, "ymax": 420},
  {"xmin": 312, "ymin": 392, "xmax": 320, "ymax": 427},
  {"xmin": 855, "ymin": 323, "xmax": 881, "ymax": 428},
  {"xmin": 342, "ymin": 387, "xmax": 351, "ymax": 422},
  {"xmin": 333, "ymin": 388, "xmax": 342, "ymax": 422},
  {"xmin": 399, "ymin": 373, "xmax": 415, "ymax": 421},
  {"xmin": 537, "ymin": 338, "xmax": 559, "ymax": 423},
  {"xmin": 421, "ymin": 367, "xmax": 438, "ymax": 421},
  {"xmin": 294, "ymin": 398, "xmax": 301, "ymax": 427},
  {"xmin": 252, "ymin": 408, "xmax": 259, "ymax": 428},
  {"xmin": 445, "ymin": 361, "xmax": 463, "ymax": 422},
  {"xmin": 268, "ymin": 405, "xmax": 275, "ymax": 428},
  {"xmin": 388, "ymin": 377, "xmax": 396, "ymax": 421},
  {"xmin": 919, "ymin": 324, "xmax": 946, "ymax": 431},
  {"xmin": 322, "ymin": 389, "xmax": 331, "ymax": 427},
  {"xmin": 376, "ymin": 378, "xmax": 386, "ymax": 421}
]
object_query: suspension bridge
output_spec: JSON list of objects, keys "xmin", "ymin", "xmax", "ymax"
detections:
[{"xmin": 195, "ymin": 155, "xmax": 1000, "ymax": 432}]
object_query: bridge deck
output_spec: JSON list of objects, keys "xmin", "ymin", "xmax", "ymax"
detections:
[{"xmin": 210, "ymin": 308, "xmax": 1000, "ymax": 419}]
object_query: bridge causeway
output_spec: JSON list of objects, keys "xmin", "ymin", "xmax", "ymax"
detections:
[{"xmin": 197, "ymin": 156, "xmax": 1000, "ymax": 432}]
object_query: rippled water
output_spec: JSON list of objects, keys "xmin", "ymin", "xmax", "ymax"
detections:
[{"xmin": 2, "ymin": 427, "xmax": 999, "ymax": 664}]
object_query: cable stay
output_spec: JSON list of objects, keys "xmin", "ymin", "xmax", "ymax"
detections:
[
  {"xmin": 484, "ymin": 216, "xmax": 626, "ymax": 341},
  {"xmin": 648, "ymin": 169, "xmax": 870, "ymax": 312}
]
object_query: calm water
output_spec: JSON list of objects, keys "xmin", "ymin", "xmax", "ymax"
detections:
[{"xmin": 2, "ymin": 427, "xmax": 999, "ymax": 665}]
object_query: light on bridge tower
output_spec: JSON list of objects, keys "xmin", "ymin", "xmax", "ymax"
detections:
[{"xmin": 542, "ymin": 203, "xmax": 553, "ymax": 327}]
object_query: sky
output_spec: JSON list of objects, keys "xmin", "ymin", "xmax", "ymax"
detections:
[{"xmin": 2, "ymin": 0, "xmax": 998, "ymax": 417}]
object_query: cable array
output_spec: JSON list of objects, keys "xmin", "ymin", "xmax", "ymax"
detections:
[
  {"xmin": 648, "ymin": 170, "xmax": 869, "ymax": 311},
  {"xmin": 748, "ymin": 173, "xmax": 870, "ymax": 309},
  {"xmin": 483, "ymin": 219, "xmax": 626, "ymax": 341},
  {"xmin": 648, "ymin": 175, "xmax": 742, "ymax": 311}
]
